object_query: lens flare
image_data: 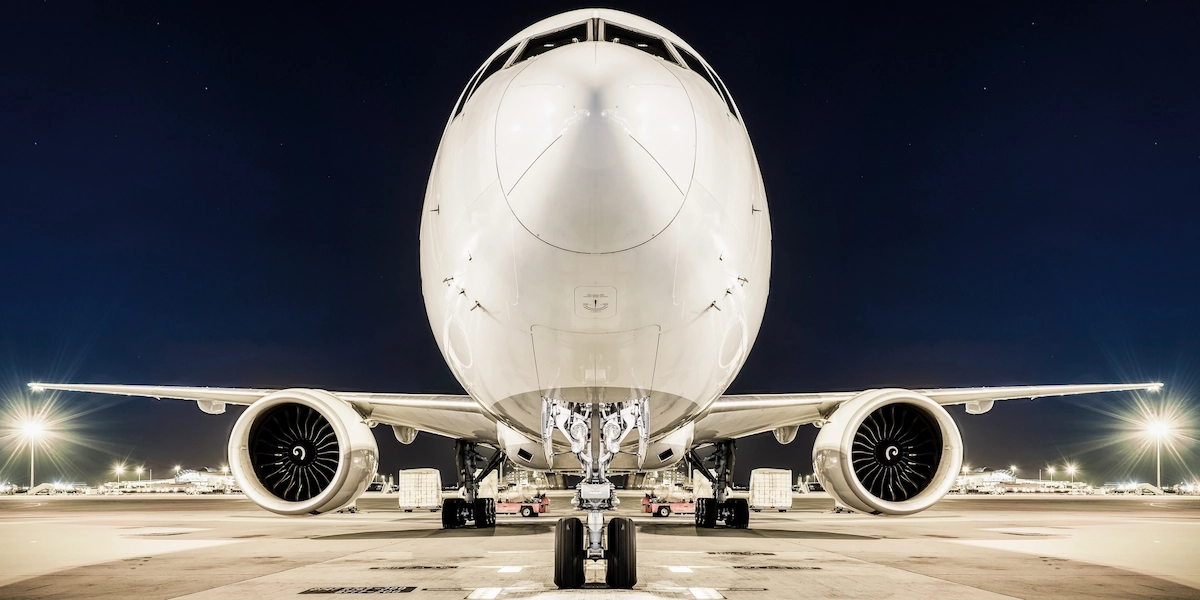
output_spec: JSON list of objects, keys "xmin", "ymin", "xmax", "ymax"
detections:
[
  {"xmin": 2, "ymin": 382, "xmax": 129, "ymax": 486},
  {"xmin": 1068, "ymin": 388, "xmax": 1196, "ymax": 486},
  {"xmin": 22, "ymin": 421, "xmax": 44, "ymax": 438}
]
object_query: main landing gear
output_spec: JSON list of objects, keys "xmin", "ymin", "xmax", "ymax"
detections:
[
  {"xmin": 545, "ymin": 396, "xmax": 648, "ymax": 589},
  {"xmin": 687, "ymin": 441, "xmax": 750, "ymax": 529},
  {"xmin": 441, "ymin": 441, "xmax": 505, "ymax": 529}
]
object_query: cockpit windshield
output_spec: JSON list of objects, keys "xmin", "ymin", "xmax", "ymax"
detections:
[
  {"xmin": 602, "ymin": 23, "xmax": 677, "ymax": 64},
  {"xmin": 515, "ymin": 22, "xmax": 589, "ymax": 63},
  {"xmin": 454, "ymin": 45, "xmax": 516, "ymax": 118},
  {"xmin": 674, "ymin": 44, "xmax": 738, "ymax": 119}
]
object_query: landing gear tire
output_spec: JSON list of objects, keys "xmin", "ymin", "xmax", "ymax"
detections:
[
  {"xmin": 724, "ymin": 498, "xmax": 750, "ymax": 529},
  {"xmin": 605, "ymin": 517, "xmax": 637, "ymax": 589},
  {"xmin": 473, "ymin": 498, "xmax": 495, "ymax": 528},
  {"xmin": 441, "ymin": 498, "xmax": 466, "ymax": 529},
  {"xmin": 554, "ymin": 517, "xmax": 585, "ymax": 589},
  {"xmin": 695, "ymin": 498, "xmax": 717, "ymax": 528},
  {"xmin": 655, "ymin": 505, "xmax": 671, "ymax": 517},
  {"xmin": 520, "ymin": 505, "xmax": 535, "ymax": 518}
]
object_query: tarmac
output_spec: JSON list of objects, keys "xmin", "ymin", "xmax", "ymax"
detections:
[{"xmin": 1, "ymin": 491, "xmax": 1198, "ymax": 599}]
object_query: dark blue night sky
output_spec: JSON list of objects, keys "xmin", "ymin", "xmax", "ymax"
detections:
[{"xmin": 2, "ymin": 2, "xmax": 1197, "ymax": 487}]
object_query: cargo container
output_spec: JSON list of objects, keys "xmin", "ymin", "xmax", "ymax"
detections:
[
  {"xmin": 748, "ymin": 468, "xmax": 792, "ymax": 511},
  {"xmin": 397, "ymin": 468, "xmax": 442, "ymax": 512},
  {"xmin": 692, "ymin": 472, "xmax": 713, "ymax": 499}
]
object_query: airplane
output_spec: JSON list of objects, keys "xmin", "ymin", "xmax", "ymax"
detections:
[{"xmin": 30, "ymin": 8, "xmax": 1161, "ymax": 590}]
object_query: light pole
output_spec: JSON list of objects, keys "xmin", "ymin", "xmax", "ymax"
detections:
[
  {"xmin": 1048, "ymin": 467, "xmax": 1056, "ymax": 482},
  {"xmin": 1010, "ymin": 465, "xmax": 1018, "ymax": 483},
  {"xmin": 1067, "ymin": 465, "xmax": 1077, "ymax": 483},
  {"xmin": 115, "ymin": 465, "xmax": 125, "ymax": 484},
  {"xmin": 136, "ymin": 467, "xmax": 144, "ymax": 482},
  {"xmin": 1148, "ymin": 422, "xmax": 1169, "ymax": 488},
  {"xmin": 22, "ymin": 421, "xmax": 43, "ymax": 489}
]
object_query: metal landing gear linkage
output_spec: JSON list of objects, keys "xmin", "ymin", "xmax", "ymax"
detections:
[
  {"xmin": 543, "ymin": 396, "xmax": 648, "ymax": 589},
  {"xmin": 686, "ymin": 441, "xmax": 750, "ymax": 529},
  {"xmin": 441, "ymin": 440, "xmax": 505, "ymax": 529}
]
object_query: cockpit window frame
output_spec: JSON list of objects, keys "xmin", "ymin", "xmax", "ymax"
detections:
[
  {"xmin": 673, "ymin": 43, "xmax": 739, "ymax": 120},
  {"xmin": 453, "ymin": 44, "xmax": 518, "ymax": 119},
  {"xmin": 514, "ymin": 20, "xmax": 592, "ymax": 64},
  {"xmin": 598, "ymin": 20, "xmax": 679, "ymax": 65}
]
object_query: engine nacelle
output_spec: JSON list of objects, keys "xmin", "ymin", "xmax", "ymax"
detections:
[
  {"xmin": 813, "ymin": 389, "xmax": 962, "ymax": 515},
  {"xmin": 229, "ymin": 389, "xmax": 378, "ymax": 516}
]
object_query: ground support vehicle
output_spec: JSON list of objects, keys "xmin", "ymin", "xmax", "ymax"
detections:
[
  {"xmin": 642, "ymin": 495, "xmax": 695, "ymax": 517},
  {"xmin": 495, "ymin": 495, "xmax": 550, "ymax": 517}
]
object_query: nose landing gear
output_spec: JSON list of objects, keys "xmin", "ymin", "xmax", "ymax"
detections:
[{"xmin": 545, "ymin": 395, "xmax": 647, "ymax": 589}]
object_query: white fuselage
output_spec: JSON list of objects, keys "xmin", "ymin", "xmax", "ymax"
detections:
[{"xmin": 418, "ymin": 9, "xmax": 771, "ymax": 472}]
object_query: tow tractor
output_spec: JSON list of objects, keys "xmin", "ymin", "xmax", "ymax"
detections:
[
  {"xmin": 496, "ymin": 494, "xmax": 550, "ymax": 517},
  {"xmin": 642, "ymin": 494, "xmax": 695, "ymax": 517}
]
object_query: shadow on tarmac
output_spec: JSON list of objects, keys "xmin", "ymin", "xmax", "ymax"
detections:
[
  {"xmin": 314, "ymin": 523, "xmax": 553, "ymax": 540},
  {"xmin": 637, "ymin": 522, "xmax": 874, "ymax": 540}
]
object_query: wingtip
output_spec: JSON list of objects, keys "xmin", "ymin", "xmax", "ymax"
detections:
[
  {"xmin": 1149, "ymin": 382, "xmax": 1165, "ymax": 392},
  {"xmin": 28, "ymin": 382, "xmax": 45, "ymax": 392}
]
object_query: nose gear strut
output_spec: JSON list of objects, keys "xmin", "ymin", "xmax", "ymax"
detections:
[{"xmin": 543, "ymin": 393, "xmax": 647, "ymax": 589}]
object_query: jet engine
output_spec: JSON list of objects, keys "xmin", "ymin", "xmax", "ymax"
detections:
[
  {"xmin": 228, "ymin": 389, "xmax": 378, "ymax": 516},
  {"xmin": 812, "ymin": 388, "xmax": 962, "ymax": 515}
]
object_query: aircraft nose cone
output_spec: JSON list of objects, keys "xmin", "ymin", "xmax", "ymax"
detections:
[{"xmin": 496, "ymin": 42, "xmax": 695, "ymax": 254}]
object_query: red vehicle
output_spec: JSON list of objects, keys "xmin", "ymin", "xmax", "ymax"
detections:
[
  {"xmin": 495, "ymin": 495, "xmax": 550, "ymax": 517},
  {"xmin": 642, "ymin": 495, "xmax": 695, "ymax": 517}
]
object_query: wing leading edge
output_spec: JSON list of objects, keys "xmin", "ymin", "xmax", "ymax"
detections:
[
  {"xmin": 27, "ymin": 382, "xmax": 495, "ymax": 442},
  {"xmin": 695, "ymin": 382, "xmax": 1163, "ymax": 443}
]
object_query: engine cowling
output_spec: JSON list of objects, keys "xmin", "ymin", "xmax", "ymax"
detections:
[
  {"xmin": 228, "ymin": 389, "xmax": 378, "ymax": 516},
  {"xmin": 813, "ymin": 389, "xmax": 963, "ymax": 515}
]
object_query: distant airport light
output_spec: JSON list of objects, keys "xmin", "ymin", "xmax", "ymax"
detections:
[
  {"xmin": 1126, "ymin": 398, "xmax": 1191, "ymax": 490},
  {"xmin": 22, "ymin": 420, "xmax": 44, "ymax": 438},
  {"xmin": 115, "ymin": 464, "xmax": 126, "ymax": 484},
  {"xmin": 1048, "ymin": 466, "xmax": 1056, "ymax": 482},
  {"xmin": 1147, "ymin": 422, "xmax": 1169, "ymax": 488},
  {"xmin": 1148, "ymin": 422, "xmax": 1170, "ymax": 438},
  {"xmin": 4, "ymin": 394, "xmax": 88, "ymax": 489},
  {"xmin": 22, "ymin": 420, "xmax": 44, "ymax": 487}
]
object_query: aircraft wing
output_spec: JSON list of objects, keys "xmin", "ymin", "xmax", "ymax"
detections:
[
  {"xmin": 693, "ymin": 382, "xmax": 1163, "ymax": 443},
  {"xmin": 27, "ymin": 382, "xmax": 497, "ymax": 442}
]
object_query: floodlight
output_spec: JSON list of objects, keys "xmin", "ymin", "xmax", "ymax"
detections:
[{"xmin": 22, "ymin": 421, "xmax": 44, "ymax": 438}]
